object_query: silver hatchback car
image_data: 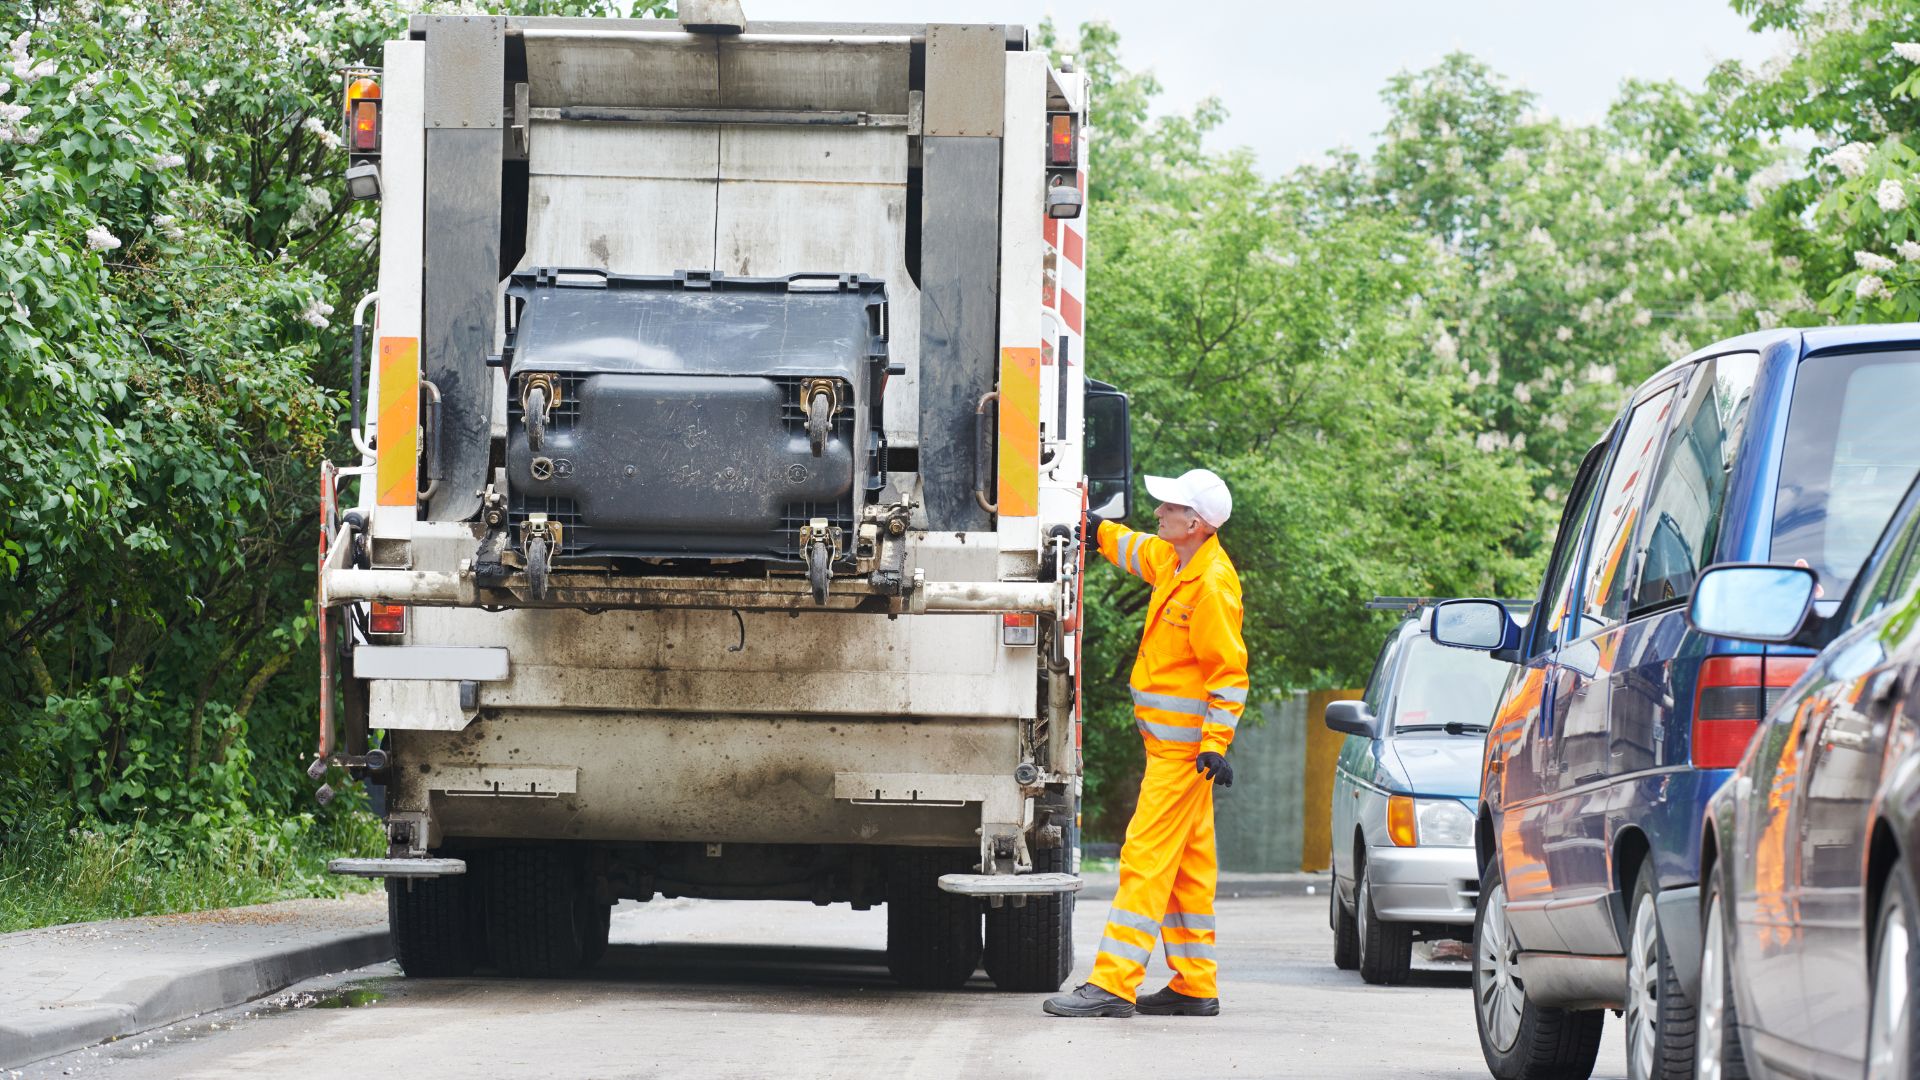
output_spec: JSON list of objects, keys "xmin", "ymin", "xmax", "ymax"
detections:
[{"xmin": 1325, "ymin": 600, "xmax": 1517, "ymax": 984}]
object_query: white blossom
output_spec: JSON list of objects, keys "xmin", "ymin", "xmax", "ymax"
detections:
[
  {"xmin": 1877, "ymin": 179, "xmax": 1909, "ymax": 213},
  {"xmin": 1631, "ymin": 309, "xmax": 1652, "ymax": 328},
  {"xmin": 1856, "ymin": 250, "xmax": 1897, "ymax": 273},
  {"xmin": 1826, "ymin": 142, "xmax": 1874, "ymax": 180},
  {"xmin": 0, "ymin": 102, "xmax": 26, "ymax": 125},
  {"xmin": 1583, "ymin": 363, "xmax": 1617, "ymax": 386},
  {"xmin": 201, "ymin": 79, "xmax": 221, "ymax": 96},
  {"xmin": 0, "ymin": 80, "xmax": 10, "ymax": 98},
  {"xmin": 1895, "ymin": 42, "xmax": 1920, "ymax": 64},
  {"xmin": 1898, "ymin": 241, "xmax": 1920, "ymax": 262},
  {"xmin": 13, "ymin": 124, "xmax": 39, "ymax": 145},
  {"xmin": 1433, "ymin": 325, "xmax": 1458, "ymax": 364},
  {"xmin": 1555, "ymin": 326, "xmax": 1573, "ymax": 342},
  {"xmin": 152, "ymin": 214, "xmax": 185, "ymax": 241},
  {"xmin": 85, "ymin": 225, "xmax": 121, "ymax": 251},
  {"xmin": 150, "ymin": 152, "xmax": 185, "ymax": 169},
  {"xmin": 1857, "ymin": 275, "xmax": 1890, "ymax": 300},
  {"xmin": 1513, "ymin": 382, "xmax": 1533, "ymax": 405},
  {"xmin": 302, "ymin": 298, "xmax": 334, "ymax": 329},
  {"xmin": 302, "ymin": 115, "xmax": 343, "ymax": 150}
]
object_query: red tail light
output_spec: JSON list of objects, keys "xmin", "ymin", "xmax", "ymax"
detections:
[
  {"xmin": 369, "ymin": 602, "xmax": 406, "ymax": 636},
  {"xmin": 1691, "ymin": 654, "xmax": 1812, "ymax": 767},
  {"xmin": 1047, "ymin": 112, "xmax": 1077, "ymax": 167}
]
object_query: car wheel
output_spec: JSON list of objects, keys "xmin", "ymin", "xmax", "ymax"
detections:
[
  {"xmin": 1357, "ymin": 858, "xmax": 1413, "ymax": 985},
  {"xmin": 1474, "ymin": 860, "xmax": 1603, "ymax": 1080},
  {"xmin": 1868, "ymin": 859, "xmax": 1920, "ymax": 1080},
  {"xmin": 1332, "ymin": 873, "xmax": 1358, "ymax": 971},
  {"xmin": 1626, "ymin": 861, "xmax": 1694, "ymax": 1080},
  {"xmin": 1694, "ymin": 870, "xmax": 1750, "ymax": 1080}
]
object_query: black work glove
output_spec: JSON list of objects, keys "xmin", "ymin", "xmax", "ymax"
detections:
[
  {"xmin": 1075, "ymin": 514, "xmax": 1107, "ymax": 547},
  {"xmin": 1196, "ymin": 751, "xmax": 1233, "ymax": 788}
]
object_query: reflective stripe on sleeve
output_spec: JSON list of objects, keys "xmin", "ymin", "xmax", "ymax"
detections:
[
  {"xmin": 1207, "ymin": 686, "xmax": 1248, "ymax": 704},
  {"xmin": 1098, "ymin": 935, "xmax": 1154, "ymax": 965},
  {"xmin": 1123, "ymin": 534, "xmax": 1143, "ymax": 577},
  {"xmin": 1131, "ymin": 688, "xmax": 1208, "ymax": 715},
  {"xmin": 1163, "ymin": 941, "xmax": 1217, "ymax": 960},
  {"xmin": 1204, "ymin": 706, "xmax": 1240, "ymax": 729},
  {"xmin": 1162, "ymin": 911, "xmax": 1217, "ymax": 931},
  {"xmin": 1106, "ymin": 908, "xmax": 1161, "ymax": 936},
  {"xmin": 1136, "ymin": 718, "xmax": 1203, "ymax": 743}
]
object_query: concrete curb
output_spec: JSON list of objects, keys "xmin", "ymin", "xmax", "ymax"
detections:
[{"xmin": 0, "ymin": 927, "xmax": 391, "ymax": 1068}]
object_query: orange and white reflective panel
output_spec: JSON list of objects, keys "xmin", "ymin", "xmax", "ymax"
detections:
[
  {"xmin": 997, "ymin": 346, "xmax": 1041, "ymax": 516},
  {"xmin": 376, "ymin": 336, "xmax": 419, "ymax": 506}
]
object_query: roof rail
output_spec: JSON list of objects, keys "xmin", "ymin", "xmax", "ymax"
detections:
[{"xmin": 1364, "ymin": 596, "xmax": 1537, "ymax": 613}]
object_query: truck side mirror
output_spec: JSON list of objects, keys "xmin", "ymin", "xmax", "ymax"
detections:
[{"xmin": 1085, "ymin": 381, "xmax": 1132, "ymax": 522}]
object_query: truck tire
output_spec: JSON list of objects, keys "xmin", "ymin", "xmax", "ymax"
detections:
[
  {"xmin": 388, "ymin": 870, "xmax": 480, "ymax": 978},
  {"xmin": 983, "ymin": 829, "xmax": 1074, "ymax": 991},
  {"xmin": 886, "ymin": 849, "xmax": 982, "ymax": 990},
  {"xmin": 484, "ymin": 845, "xmax": 584, "ymax": 978},
  {"xmin": 577, "ymin": 892, "xmax": 612, "ymax": 970}
]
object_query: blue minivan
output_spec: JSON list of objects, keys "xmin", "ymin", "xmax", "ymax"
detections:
[{"xmin": 1431, "ymin": 326, "xmax": 1920, "ymax": 1080}]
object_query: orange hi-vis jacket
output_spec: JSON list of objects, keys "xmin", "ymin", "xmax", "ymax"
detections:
[{"xmin": 1096, "ymin": 521, "xmax": 1249, "ymax": 758}]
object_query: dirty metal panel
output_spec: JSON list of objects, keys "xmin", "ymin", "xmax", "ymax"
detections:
[
  {"xmin": 715, "ymin": 39, "xmax": 909, "ymax": 113},
  {"xmin": 430, "ymin": 764, "xmax": 579, "ymax": 797},
  {"xmin": 522, "ymin": 120, "xmax": 718, "ymax": 273},
  {"xmin": 395, "ymin": 711, "xmax": 1018, "ymax": 846},
  {"xmin": 523, "ymin": 35, "xmax": 719, "ymax": 110},
  {"xmin": 714, "ymin": 124, "xmax": 919, "ymax": 445},
  {"xmin": 917, "ymin": 136, "xmax": 1001, "ymax": 531},
  {"xmin": 353, "ymin": 645, "xmax": 508, "ymax": 681},
  {"xmin": 422, "ymin": 15, "xmax": 505, "ymax": 131},
  {"xmin": 422, "ymin": 127, "xmax": 502, "ymax": 523},
  {"xmin": 370, "ymin": 679, "xmax": 474, "ymax": 731},
  {"xmin": 923, "ymin": 25, "xmax": 1005, "ymax": 137},
  {"xmin": 487, "ymin": 666, "xmax": 1032, "ymax": 719},
  {"xmin": 833, "ymin": 771, "xmax": 994, "ymax": 803}
]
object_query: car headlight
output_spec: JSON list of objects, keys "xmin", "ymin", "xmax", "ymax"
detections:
[{"xmin": 1415, "ymin": 799, "xmax": 1474, "ymax": 847}]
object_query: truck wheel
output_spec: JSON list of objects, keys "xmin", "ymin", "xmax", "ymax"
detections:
[
  {"xmin": 886, "ymin": 849, "xmax": 982, "ymax": 990},
  {"xmin": 1331, "ymin": 873, "xmax": 1359, "ymax": 971},
  {"xmin": 388, "ymin": 868, "xmax": 480, "ymax": 978},
  {"xmin": 577, "ymin": 892, "xmax": 612, "ymax": 970},
  {"xmin": 984, "ymin": 830, "xmax": 1074, "ymax": 991},
  {"xmin": 1475, "ymin": 860, "xmax": 1603, "ymax": 1080},
  {"xmin": 484, "ymin": 845, "xmax": 584, "ymax": 978},
  {"xmin": 1357, "ymin": 858, "xmax": 1413, "ymax": 985}
]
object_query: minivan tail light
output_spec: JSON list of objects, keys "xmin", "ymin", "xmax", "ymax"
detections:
[
  {"xmin": 1692, "ymin": 655, "xmax": 1811, "ymax": 768},
  {"xmin": 369, "ymin": 602, "xmax": 406, "ymax": 636}
]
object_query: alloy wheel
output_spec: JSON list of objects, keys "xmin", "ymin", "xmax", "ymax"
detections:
[
  {"xmin": 1870, "ymin": 895, "xmax": 1912, "ymax": 1080},
  {"xmin": 1626, "ymin": 894, "xmax": 1660, "ymax": 1080},
  {"xmin": 1696, "ymin": 890, "xmax": 1726, "ymax": 1080},
  {"xmin": 1477, "ymin": 881, "xmax": 1524, "ymax": 1053}
]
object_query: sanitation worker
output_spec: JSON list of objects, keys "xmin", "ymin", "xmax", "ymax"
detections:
[{"xmin": 1043, "ymin": 468, "xmax": 1247, "ymax": 1019}]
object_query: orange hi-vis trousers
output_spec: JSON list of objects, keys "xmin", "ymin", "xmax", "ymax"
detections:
[{"xmin": 1087, "ymin": 754, "xmax": 1221, "ymax": 1001}]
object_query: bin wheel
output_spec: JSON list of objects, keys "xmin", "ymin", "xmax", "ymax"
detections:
[
  {"xmin": 807, "ymin": 541, "xmax": 830, "ymax": 605},
  {"xmin": 527, "ymin": 535, "xmax": 550, "ymax": 600},
  {"xmin": 806, "ymin": 391, "xmax": 832, "ymax": 458}
]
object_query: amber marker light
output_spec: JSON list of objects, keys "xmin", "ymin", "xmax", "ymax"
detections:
[{"xmin": 1387, "ymin": 795, "xmax": 1418, "ymax": 847}]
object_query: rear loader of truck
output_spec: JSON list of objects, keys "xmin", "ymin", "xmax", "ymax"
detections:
[{"xmin": 311, "ymin": 5, "xmax": 1134, "ymax": 991}]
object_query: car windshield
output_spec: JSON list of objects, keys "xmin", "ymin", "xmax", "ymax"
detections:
[
  {"xmin": 1388, "ymin": 636, "xmax": 1510, "ymax": 734},
  {"xmin": 1773, "ymin": 349, "xmax": 1920, "ymax": 600}
]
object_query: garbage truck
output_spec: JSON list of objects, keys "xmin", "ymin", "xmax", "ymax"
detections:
[{"xmin": 311, "ymin": 3, "xmax": 1134, "ymax": 992}]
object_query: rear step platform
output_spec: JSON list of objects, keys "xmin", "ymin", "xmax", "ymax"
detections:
[
  {"xmin": 328, "ymin": 857, "xmax": 467, "ymax": 879},
  {"xmin": 938, "ymin": 873, "xmax": 1082, "ymax": 896}
]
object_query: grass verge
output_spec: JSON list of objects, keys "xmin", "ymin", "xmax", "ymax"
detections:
[{"xmin": 0, "ymin": 807, "xmax": 384, "ymax": 933}]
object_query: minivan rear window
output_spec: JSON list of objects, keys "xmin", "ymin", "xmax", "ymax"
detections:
[{"xmin": 1773, "ymin": 348, "xmax": 1920, "ymax": 599}]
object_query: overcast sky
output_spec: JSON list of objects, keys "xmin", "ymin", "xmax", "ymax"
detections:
[{"xmin": 742, "ymin": 0, "xmax": 1782, "ymax": 175}]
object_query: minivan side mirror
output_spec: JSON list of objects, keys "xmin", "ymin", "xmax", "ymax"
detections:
[
  {"xmin": 1430, "ymin": 599, "xmax": 1521, "ymax": 653},
  {"xmin": 1085, "ymin": 380, "xmax": 1133, "ymax": 522},
  {"xmin": 1688, "ymin": 563, "xmax": 1818, "ymax": 644},
  {"xmin": 1324, "ymin": 699, "xmax": 1379, "ymax": 739}
]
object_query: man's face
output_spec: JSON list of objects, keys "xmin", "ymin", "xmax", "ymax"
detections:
[{"xmin": 1154, "ymin": 501, "xmax": 1205, "ymax": 544}]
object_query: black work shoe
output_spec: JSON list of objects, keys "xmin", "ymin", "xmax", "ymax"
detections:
[
  {"xmin": 1041, "ymin": 983, "xmax": 1135, "ymax": 1017},
  {"xmin": 1134, "ymin": 985, "xmax": 1221, "ymax": 1016}
]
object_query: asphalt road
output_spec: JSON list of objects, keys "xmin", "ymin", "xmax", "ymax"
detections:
[{"xmin": 19, "ymin": 891, "xmax": 1627, "ymax": 1080}]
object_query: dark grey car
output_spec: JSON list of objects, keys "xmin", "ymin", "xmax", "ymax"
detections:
[{"xmin": 1690, "ymin": 474, "xmax": 1920, "ymax": 1078}]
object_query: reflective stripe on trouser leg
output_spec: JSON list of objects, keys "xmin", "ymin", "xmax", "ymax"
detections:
[
  {"xmin": 1087, "ymin": 754, "xmax": 1218, "ymax": 1002},
  {"xmin": 1164, "ymin": 784, "xmax": 1220, "ymax": 999}
]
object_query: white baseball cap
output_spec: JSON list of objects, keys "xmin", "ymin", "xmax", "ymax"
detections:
[{"xmin": 1143, "ymin": 468, "xmax": 1232, "ymax": 529}]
